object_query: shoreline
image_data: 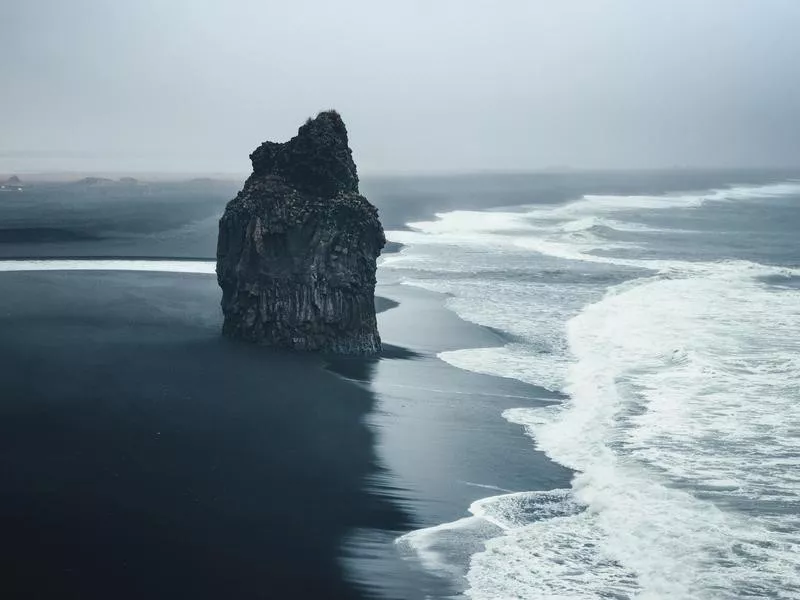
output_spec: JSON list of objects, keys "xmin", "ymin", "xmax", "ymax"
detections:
[
  {"xmin": 341, "ymin": 282, "xmax": 573, "ymax": 599},
  {"xmin": 0, "ymin": 270, "xmax": 410, "ymax": 599},
  {"xmin": 2, "ymin": 170, "xmax": 798, "ymax": 599},
  {"xmin": 0, "ymin": 263, "xmax": 572, "ymax": 599}
]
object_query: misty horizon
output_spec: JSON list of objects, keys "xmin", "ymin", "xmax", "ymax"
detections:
[{"xmin": 4, "ymin": 1, "xmax": 800, "ymax": 174}]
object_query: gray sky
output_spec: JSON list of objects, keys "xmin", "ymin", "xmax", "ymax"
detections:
[{"xmin": 3, "ymin": 0, "xmax": 800, "ymax": 174}]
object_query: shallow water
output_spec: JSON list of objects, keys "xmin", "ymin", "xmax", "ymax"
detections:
[{"xmin": 385, "ymin": 179, "xmax": 800, "ymax": 599}]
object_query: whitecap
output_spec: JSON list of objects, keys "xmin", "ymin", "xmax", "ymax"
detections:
[{"xmin": 383, "ymin": 179, "xmax": 800, "ymax": 599}]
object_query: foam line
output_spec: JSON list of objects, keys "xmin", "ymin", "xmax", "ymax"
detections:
[
  {"xmin": 381, "ymin": 179, "xmax": 800, "ymax": 599},
  {"xmin": 0, "ymin": 259, "xmax": 216, "ymax": 273}
]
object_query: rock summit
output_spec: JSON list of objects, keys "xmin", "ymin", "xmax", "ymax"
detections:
[{"xmin": 217, "ymin": 111, "xmax": 385, "ymax": 355}]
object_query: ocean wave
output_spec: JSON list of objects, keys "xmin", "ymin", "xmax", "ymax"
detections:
[
  {"xmin": 431, "ymin": 270, "xmax": 800, "ymax": 598},
  {"xmin": 383, "ymin": 179, "xmax": 800, "ymax": 599},
  {"xmin": 396, "ymin": 490, "xmax": 587, "ymax": 590},
  {"xmin": 387, "ymin": 181, "xmax": 800, "ymax": 266},
  {"xmin": 439, "ymin": 346, "xmax": 567, "ymax": 393},
  {"xmin": 558, "ymin": 215, "xmax": 680, "ymax": 234},
  {"xmin": 494, "ymin": 273, "xmax": 800, "ymax": 599},
  {"xmin": 545, "ymin": 180, "xmax": 800, "ymax": 219}
]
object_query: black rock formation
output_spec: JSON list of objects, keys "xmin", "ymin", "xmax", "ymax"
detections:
[{"xmin": 216, "ymin": 111, "xmax": 385, "ymax": 355}]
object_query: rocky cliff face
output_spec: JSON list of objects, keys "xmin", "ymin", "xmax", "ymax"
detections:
[{"xmin": 216, "ymin": 111, "xmax": 385, "ymax": 355}]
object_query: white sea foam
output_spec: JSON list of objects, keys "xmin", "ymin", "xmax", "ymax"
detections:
[
  {"xmin": 544, "ymin": 180, "xmax": 800, "ymax": 219},
  {"xmin": 557, "ymin": 215, "xmax": 674, "ymax": 234},
  {"xmin": 439, "ymin": 345, "xmax": 567, "ymax": 393},
  {"xmin": 0, "ymin": 259, "xmax": 216, "ymax": 273},
  {"xmin": 396, "ymin": 490, "xmax": 585, "ymax": 589},
  {"xmin": 493, "ymin": 273, "xmax": 800, "ymax": 599},
  {"xmin": 396, "ymin": 516, "xmax": 502, "ymax": 581},
  {"xmin": 383, "ymin": 180, "xmax": 800, "ymax": 599}
]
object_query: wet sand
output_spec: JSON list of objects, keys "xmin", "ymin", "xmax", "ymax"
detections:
[
  {"xmin": 0, "ymin": 179, "xmax": 575, "ymax": 599},
  {"xmin": 0, "ymin": 271, "xmax": 409, "ymax": 599},
  {"xmin": 0, "ymin": 269, "xmax": 572, "ymax": 600},
  {"xmin": 336, "ymin": 283, "xmax": 572, "ymax": 599}
]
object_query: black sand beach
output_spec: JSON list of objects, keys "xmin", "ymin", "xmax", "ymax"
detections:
[
  {"xmin": 0, "ymin": 270, "xmax": 409, "ymax": 599},
  {"xmin": 0, "ymin": 178, "xmax": 578, "ymax": 599},
  {"xmin": 5, "ymin": 1, "xmax": 800, "ymax": 592},
  {"xmin": 338, "ymin": 283, "xmax": 572, "ymax": 599},
  {"xmin": 0, "ymin": 265, "xmax": 572, "ymax": 600}
]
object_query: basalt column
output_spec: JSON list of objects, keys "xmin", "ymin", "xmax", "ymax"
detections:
[{"xmin": 216, "ymin": 111, "xmax": 385, "ymax": 355}]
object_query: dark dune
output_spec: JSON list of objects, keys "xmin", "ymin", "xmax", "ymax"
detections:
[{"xmin": 0, "ymin": 271, "xmax": 410, "ymax": 600}]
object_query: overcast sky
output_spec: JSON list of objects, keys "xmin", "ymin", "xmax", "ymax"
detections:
[{"xmin": 3, "ymin": 0, "xmax": 799, "ymax": 174}]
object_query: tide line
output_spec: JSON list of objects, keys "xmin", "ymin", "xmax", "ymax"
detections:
[{"xmin": 0, "ymin": 259, "xmax": 216, "ymax": 273}]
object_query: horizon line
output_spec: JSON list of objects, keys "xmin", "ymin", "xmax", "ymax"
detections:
[{"xmin": 3, "ymin": 165, "xmax": 800, "ymax": 182}]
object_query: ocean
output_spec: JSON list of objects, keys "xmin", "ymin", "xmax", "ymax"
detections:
[{"xmin": 381, "ymin": 175, "xmax": 800, "ymax": 599}]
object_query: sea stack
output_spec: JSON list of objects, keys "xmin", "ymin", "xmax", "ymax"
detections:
[{"xmin": 216, "ymin": 111, "xmax": 385, "ymax": 355}]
